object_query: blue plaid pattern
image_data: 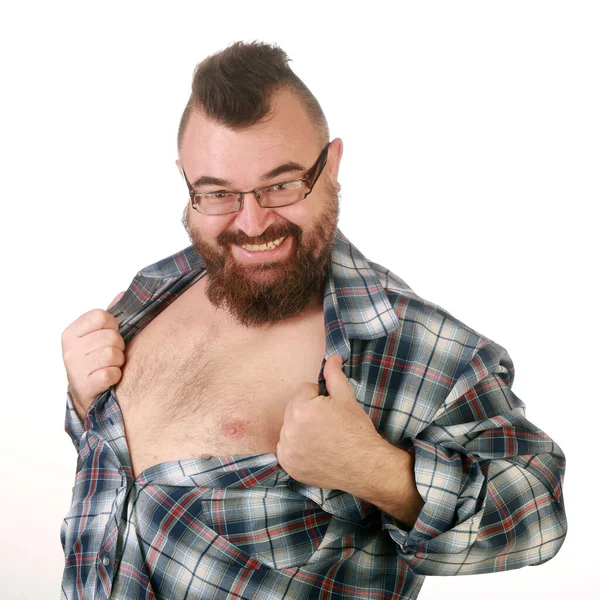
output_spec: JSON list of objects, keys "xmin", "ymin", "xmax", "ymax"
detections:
[{"xmin": 60, "ymin": 229, "xmax": 567, "ymax": 599}]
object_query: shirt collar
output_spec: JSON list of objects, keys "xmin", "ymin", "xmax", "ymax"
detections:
[
  {"xmin": 322, "ymin": 229, "xmax": 400, "ymax": 361},
  {"xmin": 113, "ymin": 229, "xmax": 400, "ymax": 358}
]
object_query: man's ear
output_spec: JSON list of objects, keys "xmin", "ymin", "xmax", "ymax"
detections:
[
  {"xmin": 175, "ymin": 158, "xmax": 184, "ymax": 178},
  {"xmin": 326, "ymin": 138, "xmax": 343, "ymax": 183}
]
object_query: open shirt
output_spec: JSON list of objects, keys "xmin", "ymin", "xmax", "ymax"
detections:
[{"xmin": 61, "ymin": 229, "xmax": 567, "ymax": 599}]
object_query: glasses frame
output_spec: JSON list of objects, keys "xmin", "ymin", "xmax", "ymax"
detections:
[{"xmin": 181, "ymin": 142, "xmax": 331, "ymax": 216}]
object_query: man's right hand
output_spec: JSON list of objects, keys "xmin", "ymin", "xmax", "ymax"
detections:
[{"xmin": 61, "ymin": 292, "xmax": 127, "ymax": 421}]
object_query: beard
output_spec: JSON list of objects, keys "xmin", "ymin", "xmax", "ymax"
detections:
[{"xmin": 181, "ymin": 180, "xmax": 340, "ymax": 327}]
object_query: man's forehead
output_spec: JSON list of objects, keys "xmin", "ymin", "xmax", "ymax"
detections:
[
  {"xmin": 181, "ymin": 120, "xmax": 320, "ymax": 186},
  {"xmin": 182, "ymin": 134, "xmax": 311, "ymax": 183},
  {"xmin": 188, "ymin": 150, "xmax": 308, "ymax": 188}
]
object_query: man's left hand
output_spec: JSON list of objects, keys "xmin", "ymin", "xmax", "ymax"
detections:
[{"xmin": 276, "ymin": 354, "xmax": 385, "ymax": 492}]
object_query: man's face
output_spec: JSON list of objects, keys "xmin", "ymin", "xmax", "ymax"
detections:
[{"xmin": 177, "ymin": 88, "xmax": 343, "ymax": 327}]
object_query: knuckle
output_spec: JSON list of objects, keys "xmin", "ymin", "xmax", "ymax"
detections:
[
  {"xmin": 88, "ymin": 308, "xmax": 118, "ymax": 331},
  {"xmin": 97, "ymin": 369, "xmax": 112, "ymax": 384},
  {"xmin": 86, "ymin": 308, "xmax": 107, "ymax": 322},
  {"xmin": 114, "ymin": 348, "xmax": 126, "ymax": 365},
  {"xmin": 99, "ymin": 345, "xmax": 122, "ymax": 366},
  {"xmin": 291, "ymin": 403, "xmax": 303, "ymax": 421},
  {"xmin": 292, "ymin": 402, "xmax": 311, "ymax": 423},
  {"xmin": 277, "ymin": 445, "xmax": 290, "ymax": 465},
  {"xmin": 98, "ymin": 367, "xmax": 120, "ymax": 385},
  {"xmin": 110, "ymin": 332, "xmax": 126, "ymax": 351},
  {"xmin": 107, "ymin": 345, "xmax": 120, "ymax": 360}
]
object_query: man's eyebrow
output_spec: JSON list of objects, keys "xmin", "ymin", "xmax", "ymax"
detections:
[
  {"xmin": 192, "ymin": 175, "xmax": 231, "ymax": 187},
  {"xmin": 261, "ymin": 161, "xmax": 305, "ymax": 181},
  {"xmin": 192, "ymin": 161, "xmax": 306, "ymax": 188}
]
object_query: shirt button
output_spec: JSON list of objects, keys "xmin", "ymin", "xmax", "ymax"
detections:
[{"xmin": 102, "ymin": 555, "xmax": 111, "ymax": 566}]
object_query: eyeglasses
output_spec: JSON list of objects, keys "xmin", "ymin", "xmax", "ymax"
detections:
[{"xmin": 181, "ymin": 142, "xmax": 331, "ymax": 215}]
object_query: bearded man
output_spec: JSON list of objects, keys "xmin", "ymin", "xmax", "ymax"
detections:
[{"xmin": 60, "ymin": 41, "xmax": 567, "ymax": 600}]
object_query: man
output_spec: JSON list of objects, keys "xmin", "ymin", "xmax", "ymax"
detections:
[{"xmin": 60, "ymin": 41, "xmax": 567, "ymax": 599}]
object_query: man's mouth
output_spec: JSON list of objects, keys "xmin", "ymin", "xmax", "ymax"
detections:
[{"xmin": 238, "ymin": 236, "xmax": 287, "ymax": 252}]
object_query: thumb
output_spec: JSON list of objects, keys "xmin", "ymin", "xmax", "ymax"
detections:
[
  {"xmin": 323, "ymin": 354, "xmax": 353, "ymax": 400},
  {"xmin": 107, "ymin": 291, "xmax": 126, "ymax": 310}
]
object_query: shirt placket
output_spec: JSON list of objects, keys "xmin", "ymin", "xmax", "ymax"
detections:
[{"xmin": 87, "ymin": 389, "xmax": 135, "ymax": 599}]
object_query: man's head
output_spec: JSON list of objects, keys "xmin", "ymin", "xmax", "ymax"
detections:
[
  {"xmin": 177, "ymin": 41, "xmax": 343, "ymax": 328},
  {"xmin": 177, "ymin": 41, "xmax": 330, "ymax": 154}
]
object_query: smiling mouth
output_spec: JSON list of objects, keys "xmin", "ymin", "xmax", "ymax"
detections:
[{"xmin": 238, "ymin": 236, "xmax": 287, "ymax": 252}]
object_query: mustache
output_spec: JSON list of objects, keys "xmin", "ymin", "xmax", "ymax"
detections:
[{"xmin": 217, "ymin": 222, "xmax": 302, "ymax": 247}]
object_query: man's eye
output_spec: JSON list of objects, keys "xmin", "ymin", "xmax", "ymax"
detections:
[
  {"xmin": 271, "ymin": 181, "xmax": 301, "ymax": 191},
  {"xmin": 205, "ymin": 192, "xmax": 230, "ymax": 199}
]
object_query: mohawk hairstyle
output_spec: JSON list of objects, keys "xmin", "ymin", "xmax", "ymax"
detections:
[{"xmin": 177, "ymin": 41, "xmax": 329, "ymax": 153}]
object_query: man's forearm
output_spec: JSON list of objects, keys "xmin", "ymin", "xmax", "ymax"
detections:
[{"xmin": 343, "ymin": 438, "xmax": 425, "ymax": 530}]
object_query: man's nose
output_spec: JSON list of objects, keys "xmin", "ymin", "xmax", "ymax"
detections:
[{"xmin": 233, "ymin": 192, "xmax": 275, "ymax": 238}]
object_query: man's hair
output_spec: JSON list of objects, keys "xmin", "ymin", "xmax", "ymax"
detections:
[{"xmin": 177, "ymin": 41, "xmax": 329, "ymax": 153}]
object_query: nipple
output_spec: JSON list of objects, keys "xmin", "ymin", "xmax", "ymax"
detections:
[{"xmin": 221, "ymin": 419, "xmax": 247, "ymax": 439}]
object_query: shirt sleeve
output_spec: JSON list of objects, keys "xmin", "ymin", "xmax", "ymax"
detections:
[
  {"xmin": 381, "ymin": 340, "xmax": 567, "ymax": 575},
  {"xmin": 64, "ymin": 388, "xmax": 85, "ymax": 451}
]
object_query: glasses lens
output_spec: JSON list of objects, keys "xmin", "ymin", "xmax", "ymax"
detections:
[
  {"xmin": 196, "ymin": 193, "xmax": 240, "ymax": 215},
  {"xmin": 260, "ymin": 181, "xmax": 307, "ymax": 207}
]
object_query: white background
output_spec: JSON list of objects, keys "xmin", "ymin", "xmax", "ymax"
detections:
[{"xmin": 1, "ymin": 1, "xmax": 598, "ymax": 598}]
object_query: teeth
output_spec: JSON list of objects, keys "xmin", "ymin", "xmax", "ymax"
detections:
[{"xmin": 241, "ymin": 236, "xmax": 286, "ymax": 252}]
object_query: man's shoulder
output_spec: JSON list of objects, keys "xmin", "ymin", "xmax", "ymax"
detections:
[
  {"xmin": 363, "ymin": 256, "xmax": 511, "ymax": 381},
  {"xmin": 333, "ymin": 231, "xmax": 492, "ymax": 349},
  {"xmin": 365, "ymin": 254, "xmax": 493, "ymax": 353}
]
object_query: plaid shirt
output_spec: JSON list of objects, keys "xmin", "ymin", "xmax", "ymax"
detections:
[{"xmin": 61, "ymin": 229, "xmax": 567, "ymax": 599}]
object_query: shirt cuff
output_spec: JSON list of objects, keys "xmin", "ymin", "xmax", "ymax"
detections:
[
  {"xmin": 64, "ymin": 389, "xmax": 85, "ymax": 450},
  {"xmin": 382, "ymin": 438, "xmax": 487, "ymax": 556}
]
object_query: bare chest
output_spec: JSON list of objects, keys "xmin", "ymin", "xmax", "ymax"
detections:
[{"xmin": 114, "ymin": 281, "xmax": 326, "ymax": 477}]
